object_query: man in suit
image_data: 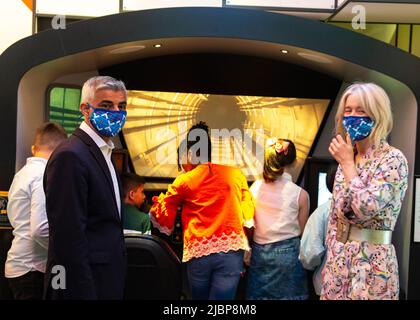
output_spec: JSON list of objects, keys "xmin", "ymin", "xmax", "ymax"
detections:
[{"xmin": 43, "ymin": 76, "xmax": 128, "ymax": 299}]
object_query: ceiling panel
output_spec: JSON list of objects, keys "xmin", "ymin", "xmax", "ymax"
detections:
[{"xmin": 332, "ymin": 2, "xmax": 420, "ymax": 23}]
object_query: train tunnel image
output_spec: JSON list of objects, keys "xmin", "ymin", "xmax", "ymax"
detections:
[{"xmin": 1, "ymin": 7, "xmax": 420, "ymax": 300}]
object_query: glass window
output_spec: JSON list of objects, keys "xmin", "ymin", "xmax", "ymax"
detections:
[
  {"xmin": 48, "ymin": 86, "xmax": 82, "ymax": 134},
  {"xmin": 397, "ymin": 24, "xmax": 411, "ymax": 52},
  {"xmin": 330, "ymin": 22, "xmax": 397, "ymax": 46},
  {"xmin": 412, "ymin": 25, "xmax": 420, "ymax": 58}
]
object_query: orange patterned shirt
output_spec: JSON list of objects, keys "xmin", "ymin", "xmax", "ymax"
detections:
[{"xmin": 150, "ymin": 163, "xmax": 254, "ymax": 262}]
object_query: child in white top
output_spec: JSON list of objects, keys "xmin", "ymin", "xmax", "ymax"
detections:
[{"xmin": 246, "ymin": 138, "xmax": 309, "ymax": 300}]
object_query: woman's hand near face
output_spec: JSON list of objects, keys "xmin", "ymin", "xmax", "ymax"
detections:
[
  {"xmin": 329, "ymin": 134, "xmax": 353, "ymax": 165},
  {"xmin": 329, "ymin": 134, "xmax": 358, "ymax": 182}
]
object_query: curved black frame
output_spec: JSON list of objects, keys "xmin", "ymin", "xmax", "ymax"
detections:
[
  {"xmin": 2, "ymin": 7, "xmax": 420, "ymax": 186},
  {"xmin": 1, "ymin": 7, "xmax": 420, "ymax": 299}
]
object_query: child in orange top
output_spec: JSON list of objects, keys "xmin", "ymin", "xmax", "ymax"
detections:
[{"xmin": 150, "ymin": 122, "xmax": 254, "ymax": 300}]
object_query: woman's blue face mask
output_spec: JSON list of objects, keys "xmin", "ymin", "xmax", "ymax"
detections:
[
  {"xmin": 87, "ymin": 103, "xmax": 127, "ymax": 137},
  {"xmin": 342, "ymin": 116, "xmax": 374, "ymax": 142}
]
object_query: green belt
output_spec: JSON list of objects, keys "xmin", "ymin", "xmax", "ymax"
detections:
[{"xmin": 348, "ymin": 226, "xmax": 392, "ymax": 245}]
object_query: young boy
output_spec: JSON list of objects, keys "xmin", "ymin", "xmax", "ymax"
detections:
[
  {"xmin": 5, "ymin": 122, "xmax": 67, "ymax": 300},
  {"xmin": 122, "ymin": 173, "xmax": 151, "ymax": 234}
]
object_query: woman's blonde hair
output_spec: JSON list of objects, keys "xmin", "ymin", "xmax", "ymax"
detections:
[
  {"xmin": 263, "ymin": 138, "xmax": 296, "ymax": 183},
  {"xmin": 335, "ymin": 82, "xmax": 393, "ymax": 146}
]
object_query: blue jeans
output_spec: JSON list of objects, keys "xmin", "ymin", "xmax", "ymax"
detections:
[
  {"xmin": 186, "ymin": 250, "xmax": 244, "ymax": 300},
  {"xmin": 246, "ymin": 237, "xmax": 308, "ymax": 300}
]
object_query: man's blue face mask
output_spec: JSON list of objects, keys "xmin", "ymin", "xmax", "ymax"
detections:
[
  {"xmin": 87, "ymin": 103, "xmax": 127, "ymax": 137},
  {"xmin": 342, "ymin": 116, "xmax": 374, "ymax": 143}
]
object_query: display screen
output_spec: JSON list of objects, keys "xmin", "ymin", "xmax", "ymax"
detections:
[
  {"xmin": 317, "ymin": 172, "xmax": 332, "ymax": 206},
  {"xmin": 122, "ymin": 90, "xmax": 330, "ymax": 187}
]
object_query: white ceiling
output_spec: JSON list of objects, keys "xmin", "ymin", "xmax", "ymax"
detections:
[{"xmin": 225, "ymin": 0, "xmax": 336, "ymax": 10}]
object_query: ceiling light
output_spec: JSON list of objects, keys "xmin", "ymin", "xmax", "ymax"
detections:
[
  {"xmin": 109, "ymin": 45, "xmax": 146, "ymax": 54},
  {"xmin": 281, "ymin": 49, "xmax": 288, "ymax": 54},
  {"xmin": 153, "ymin": 44, "xmax": 162, "ymax": 48},
  {"xmin": 297, "ymin": 52, "xmax": 332, "ymax": 64}
]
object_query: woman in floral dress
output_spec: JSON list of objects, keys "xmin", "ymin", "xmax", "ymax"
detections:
[{"xmin": 321, "ymin": 82, "xmax": 408, "ymax": 300}]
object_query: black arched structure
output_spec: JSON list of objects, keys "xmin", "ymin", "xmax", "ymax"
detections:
[{"xmin": 1, "ymin": 7, "xmax": 420, "ymax": 299}]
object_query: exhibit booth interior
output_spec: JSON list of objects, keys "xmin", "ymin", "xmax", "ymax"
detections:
[{"xmin": 1, "ymin": 7, "xmax": 420, "ymax": 299}]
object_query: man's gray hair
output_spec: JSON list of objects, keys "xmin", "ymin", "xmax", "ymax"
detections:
[{"xmin": 81, "ymin": 76, "xmax": 127, "ymax": 103}]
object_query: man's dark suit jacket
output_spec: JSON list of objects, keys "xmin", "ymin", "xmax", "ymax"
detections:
[{"xmin": 43, "ymin": 128, "xmax": 126, "ymax": 300}]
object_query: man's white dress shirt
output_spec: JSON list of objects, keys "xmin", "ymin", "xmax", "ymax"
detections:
[{"xmin": 80, "ymin": 121, "xmax": 121, "ymax": 216}]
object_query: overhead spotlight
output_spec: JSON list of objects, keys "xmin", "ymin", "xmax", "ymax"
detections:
[
  {"xmin": 281, "ymin": 49, "xmax": 288, "ymax": 54},
  {"xmin": 153, "ymin": 44, "xmax": 162, "ymax": 48}
]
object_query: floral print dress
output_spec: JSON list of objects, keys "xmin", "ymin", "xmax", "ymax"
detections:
[{"xmin": 321, "ymin": 141, "xmax": 408, "ymax": 300}]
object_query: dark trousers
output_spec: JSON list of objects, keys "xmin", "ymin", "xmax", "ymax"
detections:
[{"xmin": 8, "ymin": 271, "xmax": 44, "ymax": 300}]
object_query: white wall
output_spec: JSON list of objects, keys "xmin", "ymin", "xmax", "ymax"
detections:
[
  {"xmin": 36, "ymin": 0, "xmax": 223, "ymax": 18},
  {"xmin": 16, "ymin": 71, "xmax": 52, "ymax": 172},
  {"xmin": 36, "ymin": 0, "xmax": 119, "ymax": 17},
  {"xmin": 385, "ymin": 82, "xmax": 417, "ymax": 299},
  {"xmin": 123, "ymin": 0, "xmax": 222, "ymax": 11},
  {"xmin": 0, "ymin": 0, "xmax": 32, "ymax": 55},
  {"xmin": 225, "ymin": 0, "xmax": 336, "ymax": 9}
]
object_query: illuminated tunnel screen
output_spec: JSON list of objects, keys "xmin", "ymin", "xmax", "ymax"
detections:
[{"xmin": 123, "ymin": 90, "xmax": 330, "ymax": 184}]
